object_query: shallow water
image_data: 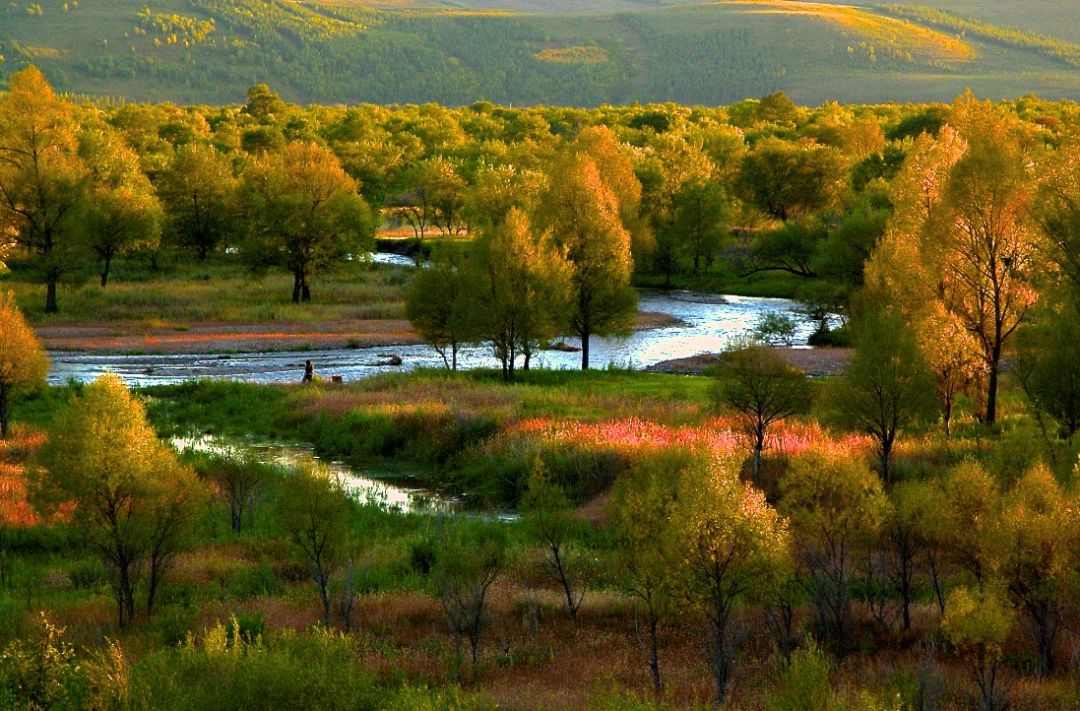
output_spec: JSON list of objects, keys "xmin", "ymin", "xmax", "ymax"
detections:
[
  {"xmin": 173, "ymin": 435, "xmax": 457, "ymax": 515},
  {"xmin": 48, "ymin": 254, "xmax": 820, "ymax": 386}
]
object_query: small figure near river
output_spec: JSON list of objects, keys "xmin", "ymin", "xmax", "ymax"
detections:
[{"xmin": 302, "ymin": 359, "xmax": 314, "ymax": 383}]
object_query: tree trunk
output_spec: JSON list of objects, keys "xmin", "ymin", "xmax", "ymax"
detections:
[
  {"xmin": 752, "ymin": 431, "xmax": 764, "ymax": 483},
  {"xmin": 986, "ymin": 346, "xmax": 1001, "ymax": 425},
  {"xmin": 45, "ymin": 278, "xmax": 58, "ymax": 314},
  {"xmin": 292, "ymin": 271, "xmax": 302, "ymax": 304},
  {"xmin": 580, "ymin": 327, "xmax": 590, "ymax": 371},
  {"xmin": 648, "ymin": 610, "xmax": 662, "ymax": 697},
  {"xmin": 710, "ymin": 613, "xmax": 730, "ymax": 706},
  {"xmin": 100, "ymin": 253, "xmax": 113, "ymax": 288},
  {"xmin": 0, "ymin": 394, "xmax": 10, "ymax": 439}
]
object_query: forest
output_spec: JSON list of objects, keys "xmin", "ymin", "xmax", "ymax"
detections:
[{"xmin": 2, "ymin": 65, "xmax": 1080, "ymax": 709}]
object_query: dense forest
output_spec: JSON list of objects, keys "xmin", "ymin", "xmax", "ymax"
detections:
[
  {"xmin": 3, "ymin": 0, "xmax": 1080, "ymax": 105},
  {"xmin": 4, "ymin": 65, "xmax": 1080, "ymax": 709}
]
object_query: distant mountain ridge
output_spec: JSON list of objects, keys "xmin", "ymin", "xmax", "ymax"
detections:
[{"xmin": 2, "ymin": 0, "xmax": 1079, "ymax": 105}]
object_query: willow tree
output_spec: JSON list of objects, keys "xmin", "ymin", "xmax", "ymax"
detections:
[
  {"xmin": 33, "ymin": 375, "xmax": 204, "ymax": 627},
  {"xmin": 0, "ymin": 66, "xmax": 89, "ymax": 313},
  {"xmin": 0, "ymin": 292, "xmax": 48, "ymax": 439},
  {"xmin": 539, "ymin": 153, "xmax": 637, "ymax": 370},
  {"xmin": 242, "ymin": 142, "xmax": 374, "ymax": 303}
]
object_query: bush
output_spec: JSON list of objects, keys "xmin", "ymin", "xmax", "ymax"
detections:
[{"xmin": 765, "ymin": 641, "xmax": 838, "ymax": 711}]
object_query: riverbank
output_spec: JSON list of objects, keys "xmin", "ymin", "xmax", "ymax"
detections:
[{"xmin": 647, "ymin": 347, "xmax": 853, "ymax": 377}]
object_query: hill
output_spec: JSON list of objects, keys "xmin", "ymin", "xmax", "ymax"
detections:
[{"xmin": 2, "ymin": 0, "xmax": 1080, "ymax": 105}]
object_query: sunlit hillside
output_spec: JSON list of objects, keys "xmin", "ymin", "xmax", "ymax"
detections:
[{"xmin": 2, "ymin": 0, "xmax": 1080, "ymax": 104}]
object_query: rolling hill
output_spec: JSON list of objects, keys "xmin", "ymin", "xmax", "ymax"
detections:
[{"xmin": 2, "ymin": 0, "xmax": 1080, "ymax": 105}]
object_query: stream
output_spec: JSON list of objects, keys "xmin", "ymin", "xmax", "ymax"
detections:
[
  {"xmin": 48, "ymin": 254, "xmax": 821, "ymax": 387},
  {"xmin": 172, "ymin": 435, "xmax": 498, "ymax": 517}
]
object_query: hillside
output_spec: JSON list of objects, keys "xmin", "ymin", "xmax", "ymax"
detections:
[{"xmin": 2, "ymin": 0, "xmax": 1080, "ymax": 105}]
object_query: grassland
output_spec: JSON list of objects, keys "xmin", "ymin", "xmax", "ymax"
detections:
[{"xmin": 3, "ymin": 0, "xmax": 1080, "ymax": 105}]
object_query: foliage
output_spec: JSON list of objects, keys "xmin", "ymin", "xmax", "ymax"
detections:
[{"xmin": 0, "ymin": 292, "xmax": 48, "ymax": 439}]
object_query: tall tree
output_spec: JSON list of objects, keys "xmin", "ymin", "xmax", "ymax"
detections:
[
  {"xmin": 539, "ymin": 153, "xmax": 637, "ymax": 370},
  {"xmin": 0, "ymin": 66, "xmax": 89, "ymax": 314},
  {"xmin": 405, "ymin": 247, "xmax": 472, "ymax": 371},
  {"xmin": 737, "ymin": 137, "xmax": 843, "ymax": 222},
  {"xmin": 77, "ymin": 128, "xmax": 163, "ymax": 287},
  {"xmin": 242, "ymin": 142, "xmax": 374, "ymax": 303},
  {"xmin": 157, "ymin": 142, "xmax": 237, "ymax": 260},
  {"xmin": 466, "ymin": 208, "xmax": 570, "ymax": 380},
  {"xmin": 930, "ymin": 99, "xmax": 1039, "ymax": 424},
  {"xmin": 32, "ymin": 375, "xmax": 204, "ymax": 628},
  {"xmin": 838, "ymin": 309, "xmax": 937, "ymax": 484},
  {"xmin": 0, "ymin": 292, "xmax": 48, "ymax": 439}
]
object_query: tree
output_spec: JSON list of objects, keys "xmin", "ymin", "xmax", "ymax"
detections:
[
  {"xmin": 837, "ymin": 310, "xmax": 936, "ymax": 484},
  {"xmin": 431, "ymin": 520, "xmax": 508, "ymax": 677},
  {"xmin": 673, "ymin": 456, "xmax": 790, "ymax": 705},
  {"xmin": 0, "ymin": 66, "xmax": 89, "ymax": 314},
  {"xmin": 196, "ymin": 455, "xmax": 268, "ymax": 534},
  {"xmin": 712, "ymin": 344, "xmax": 812, "ymax": 482},
  {"xmin": 737, "ymin": 137, "xmax": 843, "ymax": 222},
  {"xmin": 988, "ymin": 465, "xmax": 1077, "ymax": 678},
  {"xmin": 885, "ymin": 480, "xmax": 941, "ymax": 633},
  {"xmin": 670, "ymin": 178, "xmax": 730, "ymax": 277},
  {"xmin": 942, "ymin": 586, "xmax": 1013, "ymax": 711},
  {"xmin": 539, "ymin": 153, "xmax": 638, "ymax": 370},
  {"xmin": 77, "ymin": 128, "xmax": 163, "ymax": 287},
  {"xmin": 0, "ymin": 292, "xmax": 48, "ymax": 439},
  {"xmin": 273, "ymin": 465, "xmax": 352, "ymax": 626},
  {"xmin": 32, "ymin": 375, "xmax": 204, "ymax": 628},
  {"xmin": 1016, "ymin": 307, "xmax": 1080, "ymax": 438},
  {"xmin": 606, "ymin": 452, "xmax": 685, "ymax": 697},
  {"xmin": 244, "ymin": 83, "xmax": 286, "ymax": 121},
  {"xmin": 521, "ymin": 465, "xmax": 588, "ymax": 622},
  {"xmin": 242, "ymin": 142, "xmax": 374, "ymax": 303},
  {"xmin": 780, "ymin": 450, "xmax": 887, "ymax": 652},
  {"xmin": 916, "ymin": 302, "xmax": 985, "ymax": 437},
  {"xmin": 405, "ymin": 247, "xmax": 472, "ymax": 370},
  {"xmin": 157, "ymin": 143, "xmax": 237, "ymax": 260},
  {"xmin": 931, "ymin": 103, "xmax": 1039, "ymax": 425},
  {"xmin": 466, "ymin": 208, "xmax": 570, "ymax": 380},
  {"xmin": 396, "ymin": 157, "xmax": 466, "ymax": 256}
]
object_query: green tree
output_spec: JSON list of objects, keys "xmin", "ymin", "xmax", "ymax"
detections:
[
  {"xmin": 33, "ymin": 375, "xmax": 204, "ymax": 628},
  {"xmin": 0, "ymin": 66, "xmax": 89, "ymax": 314},
  {"xmin": 737, "ymin": 137, "xmax": 843, "ymax": 222},
  {"xmin": 606, "ymin": 452, "xmax": 684, "ymax": 697},
  {"xmin": 158, "ymin": 142, "xmax": 237, "ymax": 260},
  {"xmin": 242, "ymin": 142, "xmax": 374, "ymax": 303},
  {"xmin": 405, "ymin": 246, "xmax": 472, "ymax": 370},
  {"xmin": 1016, "ymin": 306, "xmax": 1080, "ymax": 438},
  {"xmin": 712, "ymin": 343, "xmax": 812, "ymax": 482},
  {"xmin": 673, "ymin": 455, "xmax": 791, "ymax": 705},
  {"xmin": 987, "ymin": 465, "xmax": 1077, "ymax": 678},
  {"xmin": 0, "ymin": 292, "xmax": 48, "ymax": 439},
  {"xmin": 466, "ymin": 208, "xmax": 570, "ymax": 380},
  {"xmin": 837, "ymin": 310, "xmax": 936, "ymax": 484},
  {"xmin": 780, "ymin": 450, "xmax": 888, "ymax": 651},
  {"xmin": 272, "ymin": 465, "xmax": 352, "ymax": 626},
  {"xmin": 431, "ymin": 520, "xmax": 508, "ymax": 677},
  {"xmin": 670, "ymin": 178, "xmax": 730, "ymax": 277},
  {"xmin": 942, "ymin": 586, "xmax": 1013, "ymax": 711},
  {"xmin": 77, "ymin": 128, "xmax": 162, "ymax": 287},
  {"xmin": 539, "ymin": 153, "xmax": 637, "ymax": 370},
  {"xmin": 521, "ymin": 465, "xmax": 588, "ymax": 622}
]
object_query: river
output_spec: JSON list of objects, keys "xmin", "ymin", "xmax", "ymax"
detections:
[{"xmin": 48, "ymin": 255, "xmax": 819, "ymax": 386}]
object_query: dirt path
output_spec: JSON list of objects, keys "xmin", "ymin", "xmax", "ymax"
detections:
[{"xmin": 36, "ymin": 311, "xmax": 681, "ymax": 354}]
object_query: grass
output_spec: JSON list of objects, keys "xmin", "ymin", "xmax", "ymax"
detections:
[{"xmin": 1, "ymin": 256, "xmax": 409, "ymax": 324}]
